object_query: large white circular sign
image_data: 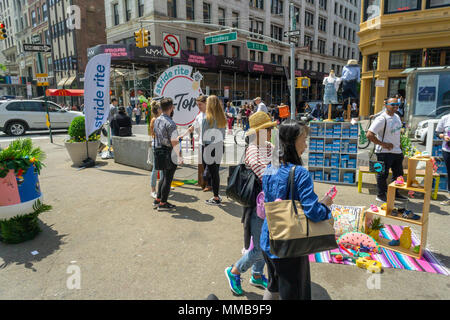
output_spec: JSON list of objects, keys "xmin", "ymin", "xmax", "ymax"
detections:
[{"xmin": 154, "ymin": 65, "xmax": 203, "ymax": 126}]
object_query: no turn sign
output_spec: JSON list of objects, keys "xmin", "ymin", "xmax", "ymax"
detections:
[{"xmin": 163, "ymin": 33, "xmax": 181, "ymax": 58}]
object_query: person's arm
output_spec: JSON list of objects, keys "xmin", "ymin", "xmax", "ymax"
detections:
[
  {"xmin": 177, "ymin": 125, "xmax": 195, "ymax": 140},
  {"xmin": 169, "ymin": 124, "xmax": 183, "ymax": 164},
  {"xmin": 436, "ymin": 118, "xmax": 450, "ymax": 141},
  {"xmin": 295, "ymin": 169, "xmax": 332, "ymax": 222}
]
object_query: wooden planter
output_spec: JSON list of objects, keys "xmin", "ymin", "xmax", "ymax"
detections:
[{"xmin": 65, "ymin": 140, "xmax": 100, "ymax": 167}]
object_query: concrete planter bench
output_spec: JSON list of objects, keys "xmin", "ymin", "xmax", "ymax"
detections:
[{"xmin": 112, "ymin": 134, "xmax": 152, "ymax": 171}]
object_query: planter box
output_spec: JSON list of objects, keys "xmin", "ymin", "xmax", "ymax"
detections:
[{"xmin": 65, "ymin": 140, "xmax": 100, "ymax": 167}]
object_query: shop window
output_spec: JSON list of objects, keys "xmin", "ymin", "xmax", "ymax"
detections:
[
  {"xmin": 384, "ymin": 0, "xmax": 421, "ymax": 14},
  {"xmin": 388, "ymin": 77, "xmax": 406, "ymax": 98},
  {"xmin": 426, "ymin": 0, "xmax": 450, "ymax": 8},
  {"xmin": 389, "ymin": 50, "xmax": 422, "ymax": 69},
  {"xmin": 258, "ymin": 52, "xmax": 264, "ymax": 63},
  {"xmin": 363, "ymin": 0, "xmax": 380, "ymax": 21}
]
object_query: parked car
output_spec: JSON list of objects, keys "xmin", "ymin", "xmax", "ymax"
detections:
[
  {"xmin": 414, "ymin": 110, "xmax": 450, "ymax": 144},
  {"xmin": 0, "ymin": 100, "xmax": 83, "ymax": 136}
]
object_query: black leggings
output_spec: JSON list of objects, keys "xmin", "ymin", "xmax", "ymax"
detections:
[
  {"xmin": 202, "ymin": 143, "xmax": 223, "ymax": 198},
  {"xmin": 157, "ymin": 164, "xmax": 177, "ymax": 203},
  {"xmin": 443, "ymin": 150, "xmax": 450, "ymax": 193},
  {"xmin": 262, "ymin": 252, "xmax": 311, "ymax": 300},
  {"xmin": 376, "ymin": 153, "xmax": 404, "ymax": 197}
]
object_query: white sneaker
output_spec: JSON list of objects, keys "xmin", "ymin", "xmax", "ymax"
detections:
[
  {"xmin": 151, "ymin": 192, "xmax": 157, "ymax": 199},
  {"xmin": 440, "ymin": 199, "xmax": 450, "ymax": 206}
]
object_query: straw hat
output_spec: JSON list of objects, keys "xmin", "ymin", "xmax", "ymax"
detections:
[
  {"xmin": 347, "ymin": 59, "xmax": 358, "ymax": 65},
  {"xmin": 246, "ymin": 111, "xmax": 278, "ymax": 136}
]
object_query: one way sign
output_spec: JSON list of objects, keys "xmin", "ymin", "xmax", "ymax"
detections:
[{"xmin": 23, "ymin": 43, "xmax": 52, "ymax": 53}]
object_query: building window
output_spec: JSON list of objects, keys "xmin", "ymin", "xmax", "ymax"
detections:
[
  {"xmin": 167, "ymin": 0, "xmax": 177, "ymax": 18},
  {"xmin": 305, "ymin": 11, "xmax": 314, "ymax": 28},
  {"xmin": 203, "ymin": 2, "xmax": 211, "ymax": 23},
  {"xmin": 425, "ymin": 47, "xmax": 450, "ymax": 67},
  {"xmin": 304, "ymin": 35, "xmax": 313, "ymax": 51},
  {"xmin": 270, "ymin": 24, "xmax": 283, "ymax": 41},
  {"xmin": 367, "ymin": 53, "xmax": 378, "ymax": 71},
  {"xmin": 203, "ymin": 41, "xmax": 212, "ymax": 54},
  {"xmin": 294, "ymin": 6, "xmax": 300, "ymax": 23},
  {"xmin": 384, "ymin": 0, "xmax": 421, "ymax": 14},
  {"xmin": 218, "ymin": 44, "xmax": 227, "ymax": 56},
  {"xmin": 339, "ymin": 24, "xmax": 342, "ymax": 37},
  {"xmin": 125, "ymin": 0, "xmax": 131, "ymax": 21},
  {"xmin": 250, "ymin": 0, "xmax": 264, "ymax": 9},
  {"xmin": 250, "ymin": 50, "xmax": 256, "ymax": 61},
  {"xmin": 319, "ymin": 0, "xmax": 327, "ymax": 10},
  {"xmin": 250, "ymin": 18, "xmax": 264, "ymax": 37},
  {"xmin": 31, "ymin": 10, "xmax": 36, "ymax": 27},
  {"xmin": 426, "ymin": 0, "xmax": 450, "ymax": 8},
  {"xmin": 43, "ymin": 4, "xmax": 48, "ymax": 21},
  {"xmin": 318, "ymin": 39, "xmax": 326, "ymax": 54},
  {"xmin": 232, "ymin": 11, "xmax": 239, "ymax": 28},
  {"xmin": 187, "ymin": 37, "xmax": 197, "ymax": 52},
  {"xmin": 332, "ymin": 42, "xmax": 336, "ymax": 56},
  {"xmin": 389, "ymin": 50, "xmax": 422, "ymax": 69},
  {"xmin": 258, "ymin": 52, "xmax": 264, "ymax": 63},
  {"xmin": 318, "ymin": 17, "xmax": 327, "ymax": 32},
  {"xmin": 186, "ymin": 0, "xmax": 194, "ymax": 20},
  {"xmin": 232, "ymin": 46, "xmax": 240, "ymax": 58},
  {"xmin": 271, "ymin": 54, "xmax": 276, "ymax": 64},
  {"xmin": 271, "ymin": 0, "xmax": 283, "ymax": 15},
  {"xmin": 113, "ymin": 3, "xmax": 119, "ymax": 25},
  {"xmin": 363, "ymin": 0, "xmax": 380, "ymax": 21},
  {"xmin": 388, "ymin": 78, "xmax": 407, "ymax": 98},
  {"xmin": 218, "ymin": 7, "xmax": 225, "ymax": 26},
  {"xmin": 333, "ymin": 22, "xmax": 337, "ymax": 36},
  {"xmin": 138, "ymin": 0, "xmax": 144, "ymax": 17}
]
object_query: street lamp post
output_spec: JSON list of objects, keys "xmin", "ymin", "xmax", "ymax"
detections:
[{"xmin": 369, "ymin": 59, "xmax": 377, "ymax": 115}]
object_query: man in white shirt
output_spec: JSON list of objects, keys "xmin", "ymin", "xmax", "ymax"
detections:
[
  {"xmin": 367, "ymin": 97, "xmax": 406, "ymax": 202},
  {"xmin": 254, "ymin": 97, "xmax": 268, "ymax": 113}
]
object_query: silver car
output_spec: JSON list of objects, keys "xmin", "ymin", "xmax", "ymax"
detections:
[{"xmin": 0, "ymin": 100, "xmax": 83, "ymax": 136}]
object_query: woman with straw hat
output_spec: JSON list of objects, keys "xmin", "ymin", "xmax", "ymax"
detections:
[{"xmin": 224, "ymin": 111, "xmax": 278, "ymax": 297}]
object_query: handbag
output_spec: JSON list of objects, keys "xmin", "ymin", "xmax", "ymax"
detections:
[
  {"xmin": 264, "ymin": 166, "xmax": 337, "ymax": 258},
  {"xmin": 118, "ymin": 126, "xmax": 132, "ymax": 137},
  {"xmin": 154, "ymin": 146, "xmax": 173, "ymax": 171},
  {"xmin": 226, "ymin": 150, "xmax": 262, "ymax": 207}
]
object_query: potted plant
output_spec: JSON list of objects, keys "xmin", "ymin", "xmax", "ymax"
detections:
[
  {"xmin": 366, "ymin": 217, "xmax": 384, "ymax": 241},
  {"xmin": 65, "ymin": 116, "xmax": 101, "ymax": 167},
  {"xmin": 401, "ymin": 128, "xmax": 420, "ymax": 169},
  {"xmin": 0, "ymin": 139, "xmax": 51, "ymax": 243}
]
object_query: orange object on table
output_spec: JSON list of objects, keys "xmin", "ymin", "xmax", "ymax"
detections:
[{"xmin": 278, "ymin": 105, "xmax": 290, "ymax": 119}]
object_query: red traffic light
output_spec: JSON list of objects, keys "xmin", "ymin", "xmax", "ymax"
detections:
[{"xmin": 0, "ymin": 23, "xmax": 4, "ymax": 28}]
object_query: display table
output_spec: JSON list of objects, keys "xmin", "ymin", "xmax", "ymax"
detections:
[{"xmin": 357, "ymin": 166, "xmax": 440, "ymax": 200}]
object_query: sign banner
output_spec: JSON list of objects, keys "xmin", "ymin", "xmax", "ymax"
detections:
[
  {"xmin": 84, "ymin": 53, "xmax": 111, "ymax": 137},
  {"xmin": 153, "ymin": 65, "xmax": 203, "ymax": 126},
  {"xmin": 415, "ymin": 74, "xmax": 439, "ymax": 116}
]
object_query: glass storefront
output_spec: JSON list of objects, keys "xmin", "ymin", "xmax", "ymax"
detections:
[
  {"xmin": 384, "ymin": 0, "xmax": 422, "ymax": 14},
  {"xmin": 388, "ymin": 77, "xmax": 407, "ymax": 98}
]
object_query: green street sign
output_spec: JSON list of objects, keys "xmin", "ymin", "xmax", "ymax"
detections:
[
  {"xmin": 205, "ymin": 32, "xmax": 237, "ymax": 45},
  {"xmin": 246, "ymin": 41, "xmax": 268, "ymax": 52}
]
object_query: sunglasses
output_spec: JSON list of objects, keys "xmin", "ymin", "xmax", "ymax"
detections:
[{"xmin": 387, "ymin": 102, "xmax": 400, "ymax": 106}]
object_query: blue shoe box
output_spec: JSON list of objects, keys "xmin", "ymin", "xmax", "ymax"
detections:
[
  {"xmin": 324, "ymin": 158, "xmax": 330, "ymax": 167},
  {"xmin": 348, "ymin": 159, "xmax": 357, "ymax": 168},
  {"xmin": 343, "ymin": 172, "xmax": 355, "ymax": 184}
]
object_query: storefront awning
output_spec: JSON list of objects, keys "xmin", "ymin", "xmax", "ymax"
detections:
[
  {"xmin": 46, "ymin": 89, "xmax": 84, "ymax": 96},
  {"xmin": 57, "ymin": 77, "xmax": 68, "ymax": 88},
  {"xmin": 64, "ymin": 76, "xmax": 76, "ymax": 87}
]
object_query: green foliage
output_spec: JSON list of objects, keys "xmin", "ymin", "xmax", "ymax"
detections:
[
  {"xmin": 0, "ymin": 200, "xmax": 52, "ymax": 244},
  {"xmin": 401, "ymin": 129, "xmax": 419, "ymax": 158},
  {"xmin": 369, "ymin": 217, "xmax": 385, "ymax": 231},
  {"xmin": 67, "ymin": 116, "xmax": 100, "ymax": 143},
  {"xmin": 0, "ymin": 138, "xmax": 46, "ymax": 178}
]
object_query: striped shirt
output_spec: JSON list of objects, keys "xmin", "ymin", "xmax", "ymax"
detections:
[{"xmin": 245, "ymin": 142, "xmax": 274, "ymax": 181}]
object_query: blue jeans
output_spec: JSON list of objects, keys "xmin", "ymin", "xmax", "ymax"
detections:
[
  {"xmin": 235, "ymin": 209, "xmax": 265, "ymax": 276},
  {"xmin": 150, "ymin": 148, "xmax": 163, "ymax": 189}
]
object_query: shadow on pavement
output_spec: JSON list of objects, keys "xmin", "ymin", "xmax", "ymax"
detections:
[
  {"xmin": 98, "ymin": 169, "xmax": 147, "ymax": 176},
  {"xmin": 170, "ymin": 206, "xmax": 214, "ymax": 222},
  {"xmin": 311, "ymin": 282, "xmax": 332, "ymax": 300},
  {"xmin": 169, "ymin": 192, "xmax": 199, "ymax": 203},
  {"xmin": 428, "ymin": 251, "xmax": 450, "ymax": 269},
  {"xmin": 217, "ymin": 201, "xmax": 243, "ymax": 218},
  {"xmin": 0, "ymin": 222, "xmax": 67, "ymax": 271},
  {"xmin": 243, "ymin": 291, "xmax": 263, "ymax": 300}
]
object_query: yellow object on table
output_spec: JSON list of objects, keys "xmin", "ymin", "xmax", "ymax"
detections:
[
  {"xmin": 399, "ymin": 227, "xmax": 412, "ymax": 249},
  {"xmin": 356, "ymin": 257, "xmax": 382, "ymax": 273}
]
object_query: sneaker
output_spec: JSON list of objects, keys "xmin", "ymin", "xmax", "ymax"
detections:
[
  {"xmin": 153, "ymin": 199, "xmax": 160, "ymax": 209},
  {"xmin": 440, "ymin": 199, "xmax": 450, "ymax": 206},
  {"xmin": 224, "ymin": 267, "xmax": 243, "ymax": 295},
  {"xmin": 376, "ymin": 194, "xmax": 387, "ymax": 202},
  {"xmin": 249, "ymin": 275, "xmax": 268, "ymax": 289},
  {"xmin": 206, "ymin": 197, "xmax": 222, "ymax": 205},
  {"xmin": 157, "ymin": 202, "xmax": 176, "ymax": 211},
  {"xmin": 151, "ymin": 192, "xmax": 157, "ymax": 199},
  {"xmin": 395, "ymin": 193, "xmax": 408, "ymax": 201}
]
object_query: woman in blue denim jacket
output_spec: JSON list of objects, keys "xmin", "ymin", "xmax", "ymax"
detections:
[{"xmin": 261, "ymin": 120, "xmax": 333, "ymax": 300}]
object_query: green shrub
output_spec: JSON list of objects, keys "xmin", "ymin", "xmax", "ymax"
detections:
[{"xmin": 67, "ymin": 116, "xmax": 100, "ymax": 143}]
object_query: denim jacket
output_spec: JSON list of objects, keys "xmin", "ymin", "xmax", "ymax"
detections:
[{"xmin": 260, "ymin": 163, "xmax": 332, "ymax": 259}]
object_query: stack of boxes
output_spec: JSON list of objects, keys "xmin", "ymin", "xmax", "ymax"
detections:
[
  {"xmin": 343, "ymin": 172, "xmax": 355, "ymax": 184},
  {"xmin": 333, "ymin": 125, "xmax": 341, "ymax": 138},
  {"xmin": 331, "ymin": 154, "xmax": 340, "ymax": 168},
  {"xmin": 330, "ymin": 169, "xmax": 339, "ymax": 182},
  {"xmin": 432, "ymin": 144, "xmax": 443, "ymax": 157},
  {"xmin": 350, "ymin": 124, "xmax": 358, "ymax": 138}
]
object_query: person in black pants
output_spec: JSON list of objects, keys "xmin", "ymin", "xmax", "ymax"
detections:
[
  {"xmin": 367, "ymin": 97, "xmax": 406, "ymax": 202},
  {"xmin": 436, "ymin": 114, "xmax": 450, "ymax": 205},
  {"xmin": 201, "ymin": 95, "xmax": 227, "ymax": 205},
  {"xmin": 152, "ymin": 98, "xmax": 183, "ymax": 211}
]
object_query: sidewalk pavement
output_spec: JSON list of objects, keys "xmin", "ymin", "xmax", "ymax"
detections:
[{"xmin": 0, "ymin": 135, "xmax": 449, "ymax": 300}]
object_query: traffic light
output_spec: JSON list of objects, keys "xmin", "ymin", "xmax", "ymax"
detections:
[
  {"xmin": 0, "ymin": 23, "xmax": 7, "ymax": 40},
  {"xmin": 134, "ymin": 29, "xmax": 143, "ymax": 48},
  {"xmin": 142, "ymin": 29, "xmax": 150, "ymax": 47},
  {"xmin": 296, "ymin": 77, "xmax": 310, "ymax": 89}
]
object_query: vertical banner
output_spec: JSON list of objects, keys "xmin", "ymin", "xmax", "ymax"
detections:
[
  {"xmin": 415, "ymin": 74, "xmax": 439, "ymax": 116},
  {"xmin": 84, "ymin": 53, "xmax": 111, "ymax": 137}
]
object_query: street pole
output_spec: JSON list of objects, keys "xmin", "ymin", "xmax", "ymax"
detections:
[
  {"xmin": 36, "ymin": 50, "xmax": 53, "ymax": 143},
  {"xmin": 289, "ymin": 2, "xmax": 296, "ymax": 120},
  {"xmin": 369, "ymin": 60, "xmax": 376, "ymax": 115}
]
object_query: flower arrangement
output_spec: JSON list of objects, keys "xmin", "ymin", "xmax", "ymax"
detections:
[
  {"xmin": 0, "ymin": 139, "xmax": 46, "ymax": 179},
  {"xmin": 66, "ymin": 116, "xmax": 101, "ymax": 143}
]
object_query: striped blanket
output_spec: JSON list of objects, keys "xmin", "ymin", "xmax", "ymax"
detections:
[{"xmin": 309, "ymin": 224, "xmax": 449, "ymax": 276}]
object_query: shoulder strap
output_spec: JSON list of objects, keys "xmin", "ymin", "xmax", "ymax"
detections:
[{"xmin": 381, "ymin": 116, "xmax": 388, "ymax": 143}]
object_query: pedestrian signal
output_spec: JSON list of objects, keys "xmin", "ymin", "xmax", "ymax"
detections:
[{"xmin": 296, "ymin": 77, "xmax": 310, "ymax": 89}]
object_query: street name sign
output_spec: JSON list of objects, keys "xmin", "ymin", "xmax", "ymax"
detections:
[
  {"xmin": 23, "ymin": 43, "xmax": 52, "ymax": 53},
  {"xmin": 205, "ymin": 32, "xmax": 237, "ymax": 45},
  {"xmin": 246, "ymin": 41, "xmax": 268, "ymax": 52},
  {"xmin": 284, "ymin": 30, "xmax": 301, "ymax": 37}
]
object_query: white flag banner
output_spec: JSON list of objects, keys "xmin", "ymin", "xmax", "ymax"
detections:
[{"xmin": 84, "ymin": 53, "xmax": 111, "ymax": 137}]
